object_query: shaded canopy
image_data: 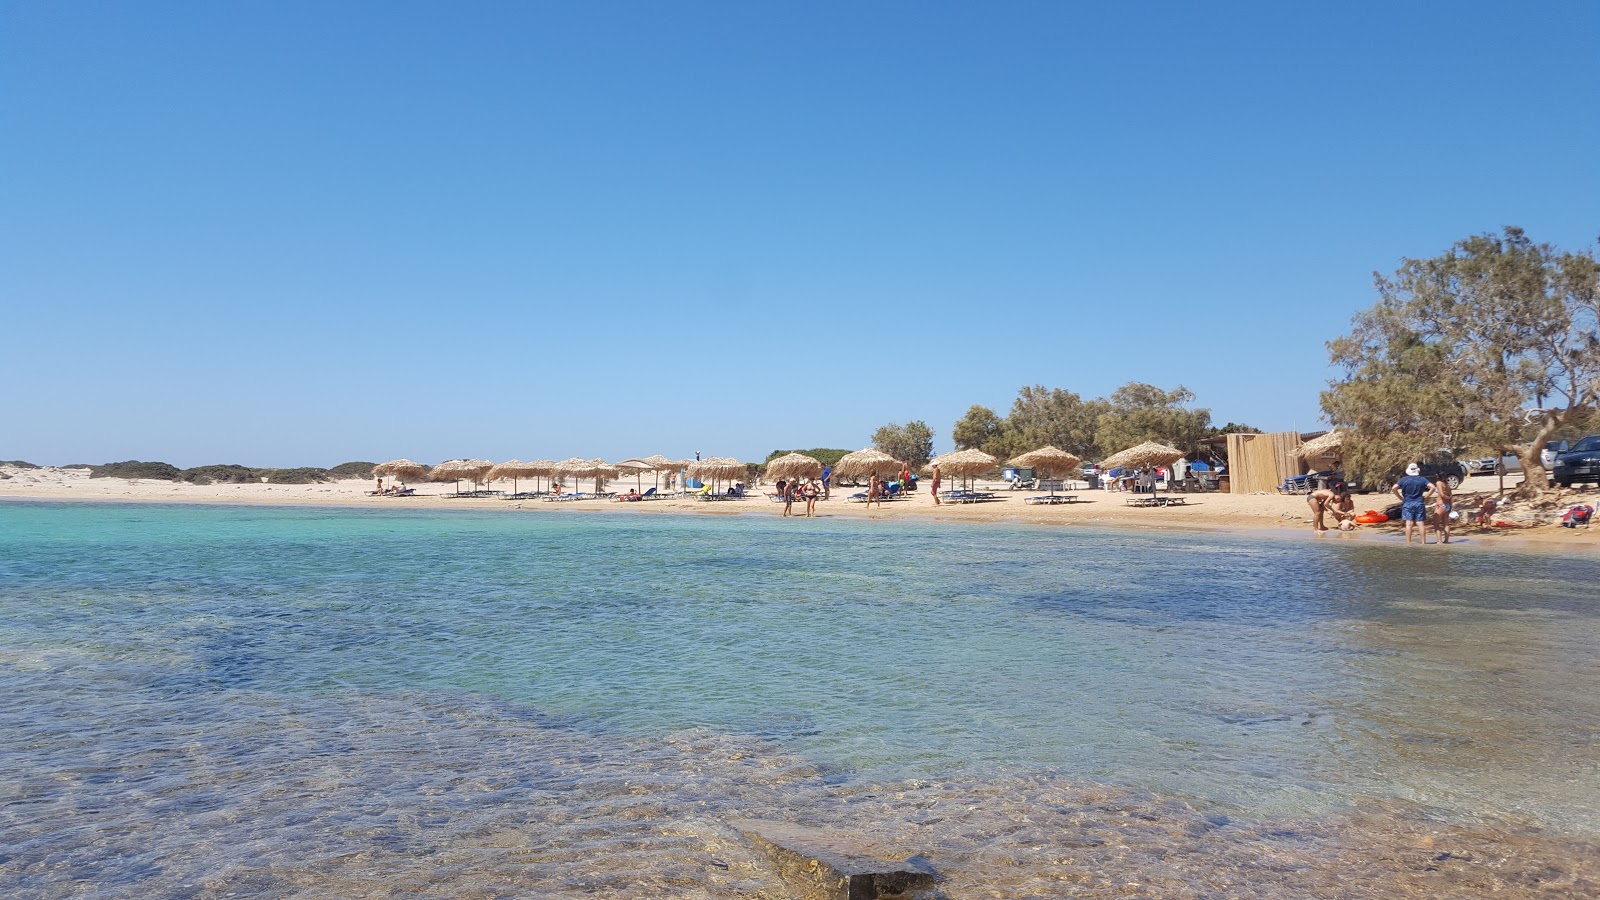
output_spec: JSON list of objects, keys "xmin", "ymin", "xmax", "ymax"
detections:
[
  {"xmin": 687, "ymin": 457, "xmax": 746, "ymax": 484},
  {"xmin": 765, "ymin": 452, "xmax": 824, "ymax": 482},
  {"xmin": 429, "ymin": 458, "xmax": 494, "ymax": 482},
  {"xmin": 486, "ymin": 460, "xmax": 533, "ymax": 481},
  {"xmin": 614, "ymin": 458, "xmax": 654, "ymax": 473},
  {"xmin": 372, "ymin": 459, "xmax": 428, "ymax": 482},
  {"xmin": 1008, "ymin": 446, "xmax": 1082, "ymax": 478},
  {"xmin": 834, "ymin": 448, "xmax": 903, "ymax": 479},
  {"xmin": 1295, "ymin": 431, "xmax": 1344, "ymax": 460},
  {"xmin": 1100, "ymin": 441, "xmax": 1185, "ymax": 471},
  {"xmin": 929, "ymin": 448, "xmax": 998, "ymax": 478},
  {"xmin": 642, "ymin": 455, "xmax": 678, "ymax": 471}
]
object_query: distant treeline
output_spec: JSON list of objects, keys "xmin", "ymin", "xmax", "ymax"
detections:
[{"xmin": 84, "ymin": 460, "xmax": 378, "ymax": 484}]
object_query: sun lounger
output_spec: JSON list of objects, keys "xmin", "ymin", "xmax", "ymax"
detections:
[
  {"xmin": 1125, "ymin": 495, "xmax": 1187, "ymax": 507},
  {"xmin": 1025, "ymin": 493, "xmax": 1078, "ymax": 505}
]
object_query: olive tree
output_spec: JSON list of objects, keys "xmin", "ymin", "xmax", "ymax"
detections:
[
  {"xmin": 1323, "ymin": 227, "xmax": 1600, "ymax": 495},
  {"xmin": 871, "ymin": 420, "xmax": 934, "ymax": 470}
]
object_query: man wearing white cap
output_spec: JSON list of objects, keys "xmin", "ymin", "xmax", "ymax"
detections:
[{"xmin": 1392, "ymin": 462, "xmax": 1438, "ymax": 545}]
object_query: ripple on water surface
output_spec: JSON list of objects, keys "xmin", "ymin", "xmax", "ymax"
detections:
[{"xmin": 1, "ymin": 501, "xmax": 1598, "ymax": 897}]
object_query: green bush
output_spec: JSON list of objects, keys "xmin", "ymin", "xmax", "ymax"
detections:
[
  {"xmin": 91, "ymin": 461, "xmax": 182, "ymax": 480},
  {"xmin": 763, "ymin": 448, "xmax": 852, "ymax": 468},
  {"xmin": 181, "ymin": 464, "xmax": 257, "ymax": 485},
  {"xmin": 327, "ymin": 461, "xmax": 377, "ymax": 479},
  {"xmin": 254, "ymin": 467, "xmax": 332, "ymax": 484},
  {"xmin": 0, "ymin": 460, "xmax": 40, "ymax": 469}
]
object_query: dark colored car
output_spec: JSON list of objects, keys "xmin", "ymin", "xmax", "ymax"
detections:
[
  {"xmin": 1377, "ymin": 458, "xmax": 1468, "ymax": 491},
  {"xmin": 1552, "ymin": 435, "xmax": 1600, "ymax": 487}
]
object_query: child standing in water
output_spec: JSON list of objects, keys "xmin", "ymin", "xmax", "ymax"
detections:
[{"xmin": 1434, "ymin": 472, "xmax": 1455, "ymax": 544}]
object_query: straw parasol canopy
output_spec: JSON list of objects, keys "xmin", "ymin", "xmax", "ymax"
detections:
[
  {"xmin": 834, "ymin": 448, "xmax": 904, "ymax": 481},
  {"xmin": 1100, "ymin": 441, "xmax": 1185, "ymax": 471},
  {"xmin": 765, "ymin": 452, "xmax": 824, "ymax": 482},
  {"xmin": 487, "ymin": 460, "xmax": 542, "ymax": 494},
  {"xmin": 929, "ymin": 448, "xmax": 998, "ymax": 489},
  {"xmin": 1295, "ymin": 430, "xmax": 1344, "ymax": 460},
  {"xmin": 687, "ymin": 456, "xmax": 747, "ymax": 490},
  {"xmin": 430, "ymin": 458, "xmax": 494, "ymax": 492},
  {"xmin": 929, "ymin": 448, "xmax": 998, "ymax": 478},
  {"xmin": 1008, "ymin": 446, "xmax": 1082, "ymax": 478},
  {"xmin": 614, "ymin": 458, "xmax": 654, "ymax": 491},
  {"xmin": 372, "ymin": 459, "xmax": 428, "ymax": 483},
  {"xmin": 556, "ymin": 458, "xmax": 618, "ymax": 494}
]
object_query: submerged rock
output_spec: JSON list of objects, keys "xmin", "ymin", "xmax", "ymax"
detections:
[{"xmin": 732, "ymin": 818, "xmax": 938, "ymax": 899}]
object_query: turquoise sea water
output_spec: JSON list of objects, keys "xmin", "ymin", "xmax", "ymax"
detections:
[{"xmin": 3, "ymin": 501, "xmax": 1599, "ymax": 897}]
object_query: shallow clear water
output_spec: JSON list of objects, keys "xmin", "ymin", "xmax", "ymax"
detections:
[{"xmin": 3, "ymin": 501, "xmax": 1598, "ymax": 897}]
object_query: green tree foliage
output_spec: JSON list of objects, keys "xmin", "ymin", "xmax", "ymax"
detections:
[
  {"xmin": 0, "ymin": 460, "xmax": 40, "ymax": 468},
  {"xmin": 1094, "ymin": 383, "xmax": 1212, "ymax": 457},
  {"xmin": 953, "ymin": 383, "xmax": 1212, "ymax": 462},
  {"xmin": 871, "ymin": 421, "xmax": 934, "ymax": 469},
  {"xmin": 1323, "ymin": 227, "xmax": 1600, "ymax": 494},
  {"xmin": 1009, "ymin": 386, "xmax": 1107, "ymax": 460},
  {"xmin": 951, "ymin": 405, "xmax": 1007, "ymax": 452}
]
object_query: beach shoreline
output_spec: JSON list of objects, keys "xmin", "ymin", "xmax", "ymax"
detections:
[{"xmin": 5, "ymin": 464, "xmax": 1598, "ymax": 552}]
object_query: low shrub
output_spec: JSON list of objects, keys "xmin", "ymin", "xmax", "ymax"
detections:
[
  {"xmin": 91, "ymin": 461, "xmax": 182, "ymax": 481},
  {"xmin": 254, "ymin": 467, "xmax": 332, "ymax": 484},
  {"xmin": 181, "ymin": 464, "xmax": 257, "ymax": 485},
  {"xmin": 0, "ymin": 460, "xmax": 40, "ymax": 469},
  {"xmin": 327, "ymin": 461, "xmax": 377, "ymax": 479}
]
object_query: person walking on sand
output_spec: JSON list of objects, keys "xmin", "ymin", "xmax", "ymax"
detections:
[
  {"xmin": 802, "ymin": 478, "xmax": 818, "ymax": 517},
  {"xmin": 867, "ymin": 473, "xmax": 883, "ymax": 508},
  {"xmin": 930, "ymin": 462, "xmax": 942, "ymax": 505},
  {"xmin": 1393, "ymin": 463, "xmax": 1437, "ymax": 545},
  {"xmin": 1434, "ymin": 471, "xmax": 1455, "ymax": 544},
  {"xmin": 1307, "ymin": 481, "xmax": 1355, "ymax": 534}
]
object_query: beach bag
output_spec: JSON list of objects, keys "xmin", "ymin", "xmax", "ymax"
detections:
[{"xmin": 1561, "ymin": 505, "xmax": 1593, "ymax": 528}]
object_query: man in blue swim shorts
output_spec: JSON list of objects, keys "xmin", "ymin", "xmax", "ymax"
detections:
[{"xmin": 1392, "ymin": 462, "xmax": 1437, "ymax": 545}]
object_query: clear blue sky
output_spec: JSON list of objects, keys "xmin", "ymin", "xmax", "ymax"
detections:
[{"xmin": 4, "ymin": 2, "xmax": 1595, "ymax": 467}]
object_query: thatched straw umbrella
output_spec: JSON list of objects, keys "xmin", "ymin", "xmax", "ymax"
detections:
[
  {"xmin": 614, "ymin": 458, "xmax": 654, "ymax": 492},
  {"xmin": 1295, "ymin": 431, "xmax": 1343, "ymax": 462},
  {"xmin": 834, "ymin": 448, "xmax": 904, "ymax": 484},
  {"xmin": 551, "ymin": 457, "xmax": 588, "ymax": 496},
  {"xmin": 687, "ymin": 457, "xmax": 746, "ymax": 494},
  {"xmin": 487, "ymin": 460, "xmax": 545, "ymax": 495},
  {"xmin": 765, "ymin": 452, "xmax": 824, "ymax": 483},
  {"xmin": 640, "ymin": 455, "xmax": 678, "ymax": 492},
  {"xmin": 556, "ymin": 458, "xmax": 617, "ymax": 496},
  {"xmin": 1100, "ymin": 441, "xmax": 1185, "ymax": 491},
  {"xmin": 373, "ymin": 459, "xmax": 428, "ymax": 488},
  {"xmin": 430, "ymin": 458, "xmax": 494, "ymax": 494},
  {"xmin": 930, "ymin": 448, "xmax": 999, "ymax": 491},
  {"xmin": 1009, "ymin": 446, "xmax": 1082, "ymax": 496},
  {"xmin": 1009, "ymin": 446, "xmax": 1081, "ymax": 477}
]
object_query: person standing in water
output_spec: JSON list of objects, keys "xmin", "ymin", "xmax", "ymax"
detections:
[
  {"xmin": 1434, "ymin": 471, "xmax": 1455, "ymax": 544},
  {"xmin": 1393, "ymin": 463, "xmax": 1437, "ymax": 545}
]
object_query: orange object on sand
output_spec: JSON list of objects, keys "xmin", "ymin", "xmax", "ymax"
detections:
[{"xmin": 1354, "ymin": 512, "xmax": 1387, "ymax": 524}]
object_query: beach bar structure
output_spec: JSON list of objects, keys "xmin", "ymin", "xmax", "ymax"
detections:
[{"xmin": 1224, "ymin": 432, "xmax": 1308, "ymax": 494}]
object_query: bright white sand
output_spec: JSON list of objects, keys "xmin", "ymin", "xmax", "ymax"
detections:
[{"xmin": 4, "ymin": 464, "xmax": 1598, "ymax": 550}]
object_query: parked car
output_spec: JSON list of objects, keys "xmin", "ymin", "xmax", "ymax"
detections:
[
  {"xmin": 1466, "ymin": 453, "xmax": 1522, "ymax": 476},
  {"xmin": 1551, "ymin": 436, "xmax": 1600, "ymax": 487},
  {"xmin": 1542, "ymin": 440, "xmax": 1570, "ymax": 470},
  {"xmin": 1376, "ymin": 458, "xmax": 1468, "ymax": 491}
]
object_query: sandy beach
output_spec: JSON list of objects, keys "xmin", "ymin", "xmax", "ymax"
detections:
[{"xmin": 6, "ymin": 464, "xmax": 1598, "ymax": 551}]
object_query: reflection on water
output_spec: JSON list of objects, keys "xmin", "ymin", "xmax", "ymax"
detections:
[{"xmin": 1, "ymin": 502, "xmax": 1598, "ymax": 897}]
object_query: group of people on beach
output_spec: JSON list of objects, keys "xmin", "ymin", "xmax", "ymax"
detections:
[
  {"xmin": 774, "ymin": 478, "xmax": 822, "ymax": 517},
  {"xmin": 1306, "ymin": 462, "xmax": 1454, "ymax": 544}
]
